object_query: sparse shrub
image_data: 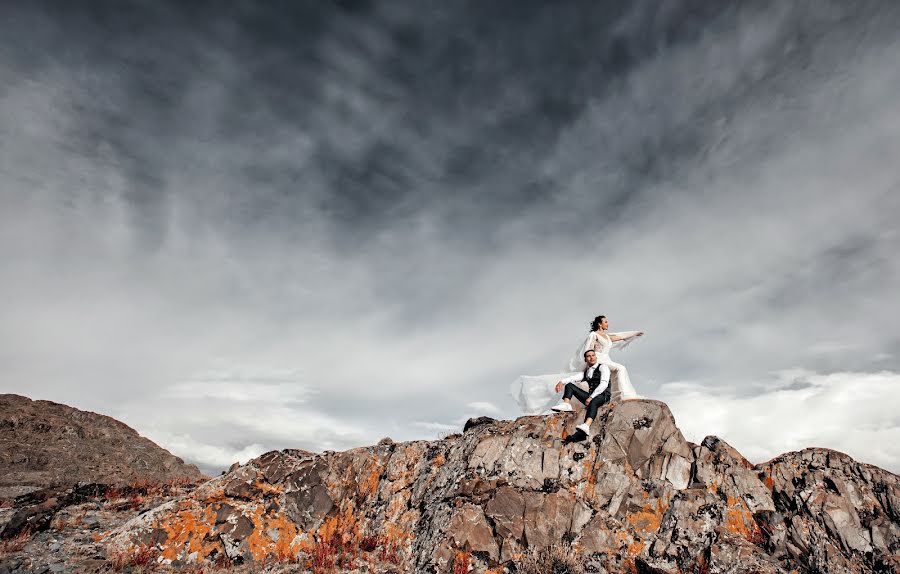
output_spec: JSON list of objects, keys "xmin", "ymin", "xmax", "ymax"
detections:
[
  {"xmin": 126, "ymin": 492, "xmax": 144, "ymax": 511},
  {"xmin": 108, "ymin": 544, "xmax": 158, "ymax": 571},
  {"xmin": 270, "ymin": 542, "xmax": 301, "ymax": 564},
  {"xmin": 452, "ymin": 550, "xmax": 471, "ymax": 574},
  {"xmin": 515, "ymin": 543, "xmax": 584, "ymax": 574},
  {"xmin": 0, "ymin": 530, "xmax": 30, "ymax": 555},
  {"xmin": 213, "ymin": 551, "xmax": 233, "ymax": 570},
  {"xmin": 50, "ymin": 514, "xmax": 69, "ymax": 531},
  {"xmin": 359, "ymin": 536, "xmax": 379, "ymax": 552}
]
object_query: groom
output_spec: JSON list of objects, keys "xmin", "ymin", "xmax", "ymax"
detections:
[{"xmin": 551, "ymin": 349, "xmax": 611, "ymax": 440}]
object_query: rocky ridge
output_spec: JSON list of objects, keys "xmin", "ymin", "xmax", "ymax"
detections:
[
  {"xmin": 102, "ymin": 399, "xmax": 899, "ymax": 573},
  {"xmin": 0, "ymin": 394, "xmax": 205, "ymax": 498}
]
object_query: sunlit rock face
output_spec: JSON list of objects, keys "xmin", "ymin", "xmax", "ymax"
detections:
[{"xmin": 107, "ymin": 399, "xmax": 900, "ymax": 573}]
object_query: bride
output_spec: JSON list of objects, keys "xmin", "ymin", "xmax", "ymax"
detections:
[{"xmin": 510, "ymin": 315, "xmax": 644, "ymax": 414}]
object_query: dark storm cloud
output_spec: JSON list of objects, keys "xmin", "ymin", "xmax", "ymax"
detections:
[{"xmin": 2, "ymin": 0, "xmax": 899, "ymax": 472}]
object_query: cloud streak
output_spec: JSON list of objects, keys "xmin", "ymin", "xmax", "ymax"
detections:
[
  {"xmin": 1, "ymin": 1, "xmax": 899, "ymax": 473},
  {"xmin": 661, "ymin": 370, "xmax": 900, "ymax": 473}
]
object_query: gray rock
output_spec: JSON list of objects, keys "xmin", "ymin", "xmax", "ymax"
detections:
[{"xmin": 99, "ymin": 400, "xmax": 899, "ymax": 574}]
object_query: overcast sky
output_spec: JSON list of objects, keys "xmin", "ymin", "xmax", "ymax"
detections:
[{"xmin": 2, "ymin": 0, "xmax": 899, "ymax": 475}]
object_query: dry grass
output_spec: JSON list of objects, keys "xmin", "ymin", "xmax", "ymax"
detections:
[
  {"xmin": 107, "ymin": 544, "xmax": 158, "ymax": 571},
  {"xmin": 515, "ymin": 543, "xmax": 584, "ymax": 574},
  {"xmin": 0, "ymin": 530, "xmax": 30, "ymax": 555}
]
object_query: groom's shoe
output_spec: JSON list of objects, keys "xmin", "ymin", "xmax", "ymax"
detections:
[
  {"xmin": 563, "ymin": 426, "xmax": 588, "ymax": 444},
  {"xmin": 551, "ymin": 402, "xmax": 573, "ymax": 412}
]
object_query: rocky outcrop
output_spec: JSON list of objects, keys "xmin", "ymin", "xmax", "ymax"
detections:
[
  {"xmin": 104, "ymin": 398, "xmax": 900, "ymax": 573},
  {"xmin": 0, "ymin": 394, "xmax": 205, "ymax": 498},
  {"xmin": 758, "ymin": 448, "xmax": 900, "ymax": 573}
]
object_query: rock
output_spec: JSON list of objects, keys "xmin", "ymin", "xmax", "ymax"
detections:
[
  {"xmin": 447, "ymin": 504, "xmax": 499, "ymax": 560},
  {"xmin": 463, "ymin": 416, "xmax": 496, "ymax": 432},
  {"xmin": 0, "ymin": 394, "xmax": 205, "ymax": 493},
  {"xmin": 96, "ymin": 400, "xmax": 899, "ymax": 574},
  {"xmin": 756, "ymin": 448, "xmax": 900, "ymax": 573}
]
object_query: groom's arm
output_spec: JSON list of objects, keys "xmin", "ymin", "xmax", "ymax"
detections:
[
  {"xmin": 555, "ymin": 372, "xmax": 585, "ymax": 393},
  {"xmin": 558, "ymin": 372, "xmax": 585, "ymax": 385}
]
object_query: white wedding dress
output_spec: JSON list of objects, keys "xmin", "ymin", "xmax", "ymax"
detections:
[{"xmin": 510, "ymin": 331, "xmax": 641, "ymax": 415}]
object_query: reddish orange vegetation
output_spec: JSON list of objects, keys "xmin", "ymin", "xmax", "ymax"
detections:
[
  {"xmin": 452, "ymin": 550, "xmax": 471, "ymax": 574},
  {"xmin": 108, "ymin": 544, "xmax": 158, "ymax": 571},
  {"xmin": 431, "ymin": 452, "xmax": 446, "ymax": 467},
  {"xmin": 304, "ymin": 504, "xmax": 361, "ymax": 572},
  {"xmin": 0, "ymin": 531, "xmax": 30, "ymax": 555},
  {"xmin": 759, "ymin": 468, "xmax": 775, "ymax": 490}
]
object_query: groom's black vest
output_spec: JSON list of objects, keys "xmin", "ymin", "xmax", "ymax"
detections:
[{"xmin": 584, "ymin": 364, "xmax": 609, "ymax": 397}]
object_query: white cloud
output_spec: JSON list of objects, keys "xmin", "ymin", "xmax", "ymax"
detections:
[
  {"xmin": 660, "ymin": 370, "xmax": 900, "ymax": 473},
  {"xmin": 412, "ymin": 421, "xmax": 457, "ymax": 433},
  {"xmin": 141, "ymin": 430, "xmax": 267, "ymax": 472},
  {"xmin": 467, "ymin": 401, "xmax": 501, "ymax": 415},
  {"xmin": 1, "ymin": 2, "xmax": 899, "ymax": 476}
]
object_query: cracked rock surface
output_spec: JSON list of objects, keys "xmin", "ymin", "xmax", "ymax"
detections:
[{"xmin": 94, "ymin": 399, "xmax": 898, "ymax": 573}]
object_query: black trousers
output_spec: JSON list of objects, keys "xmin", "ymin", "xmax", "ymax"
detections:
[{"xmin": 563, "ymin": 383, "xmax": 609, "ymax": 421}]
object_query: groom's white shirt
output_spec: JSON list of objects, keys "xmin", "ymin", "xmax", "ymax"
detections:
[{"xmin": 560, "ymin": 364, "xmax": 610, "ymax": 399}]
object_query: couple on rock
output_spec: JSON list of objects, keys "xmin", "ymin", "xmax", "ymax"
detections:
[{"xmin": 511, "ymin": 314, "xmax": 644, "ymax": 441}]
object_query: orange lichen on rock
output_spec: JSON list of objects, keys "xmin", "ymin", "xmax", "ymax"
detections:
[
  {"xmin": 253, "ymin": 479, "xmax": 283, "ymax": 497},
  {"xmin": 356, "ymin": 457, "xmax": 384, "ymax": 501},
  {"xmin": 315, "ymin": 503, "xmax": 361, "ymax": 548},
  {"xmin": 381, "ymin": 522, "xmax": 412, "ymax": 560},
  {"xmin": 245, "ymin": 504, "xmax": 302, "ymax": 561},
  {"xmin": 626, "ymin": 496, "xmax": 668, "ymax": 536},
  {"xmin": 199, "ymin": 487, "xmax": 227, "ymax": 504},
  {"xmin": 153, "ymin": 500, "xmax": 219, "ymax": 562},
  {"xmin": 723, "ymin": 496, "xmax": 761, "ymax": 541},
  {"xmin": 583, "ymin": 456, "xmax": 598, "ymax": 495},
  {"xmin": 626, "ymin": 539, "xmax": 646, "ymax": 556},
  {"xmin": 385, "ymin": 493, "xmax": 409, "ymax": 522}
]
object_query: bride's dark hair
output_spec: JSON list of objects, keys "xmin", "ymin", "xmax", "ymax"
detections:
[{"xmin": 590, "ymin": 315, "xmax": 606, "ymax": 332}]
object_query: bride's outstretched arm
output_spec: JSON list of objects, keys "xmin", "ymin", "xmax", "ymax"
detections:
[{"xmin": 609, "ymin": 330, "xmax": 643, "ymax": 342}]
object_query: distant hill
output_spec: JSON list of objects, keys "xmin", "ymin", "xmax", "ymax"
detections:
[{"xmin": 0, "ymin": 394, "xmax": 205, "ymax": 498}]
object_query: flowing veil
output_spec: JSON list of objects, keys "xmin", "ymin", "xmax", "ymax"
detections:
[
  {"xmin": 509, "ymin": 335, "xmax": 591, "ymax": 415},
  {"xmin": 510, "ymin": 332, "xmax": 641, "ymax": 414}
]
